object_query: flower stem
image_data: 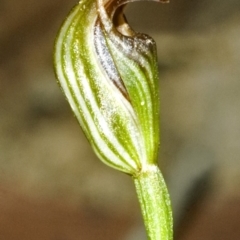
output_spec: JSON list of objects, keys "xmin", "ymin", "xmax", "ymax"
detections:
[{"xmin": 133, "ymin": 165, "xmax": 173, "ymax": 240}]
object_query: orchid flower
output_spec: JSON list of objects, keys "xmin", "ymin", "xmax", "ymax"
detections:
[{"xmin": 54, "ymin": 0, "xmax": 173, "ymax": 239}]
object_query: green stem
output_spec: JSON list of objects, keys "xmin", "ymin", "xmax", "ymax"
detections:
[{"xmin": 133, "ymin": 165, "xmax": 173, "ymax": 240}]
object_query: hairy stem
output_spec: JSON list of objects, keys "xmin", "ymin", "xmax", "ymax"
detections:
[{"xmin": 133, "ymin": 165, "xmax": 173, "ymax": 240}]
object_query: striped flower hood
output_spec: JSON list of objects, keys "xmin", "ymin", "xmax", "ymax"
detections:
[{"xmin": 54, "ymin": 0, "xmax": 164, "ymax": 175}]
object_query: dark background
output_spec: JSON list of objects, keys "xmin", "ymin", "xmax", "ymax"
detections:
[{"xmin": 1, "ymin": 0, "xmax": 240, "ymax": 239}]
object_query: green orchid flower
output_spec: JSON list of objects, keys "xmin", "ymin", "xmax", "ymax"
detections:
[{"xmin": 54, "ymin": 0, "xmax": 172, "ymax": 239}]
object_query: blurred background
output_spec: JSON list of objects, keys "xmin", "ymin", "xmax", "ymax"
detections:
[{"xmin": 0, "ymin": 0, "xmax": 240, "ymax": 239}]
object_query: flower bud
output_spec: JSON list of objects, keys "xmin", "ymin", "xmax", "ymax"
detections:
[{"xmin": 54, "ymin": 0, "xmax": 161, "ymax": 175}]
